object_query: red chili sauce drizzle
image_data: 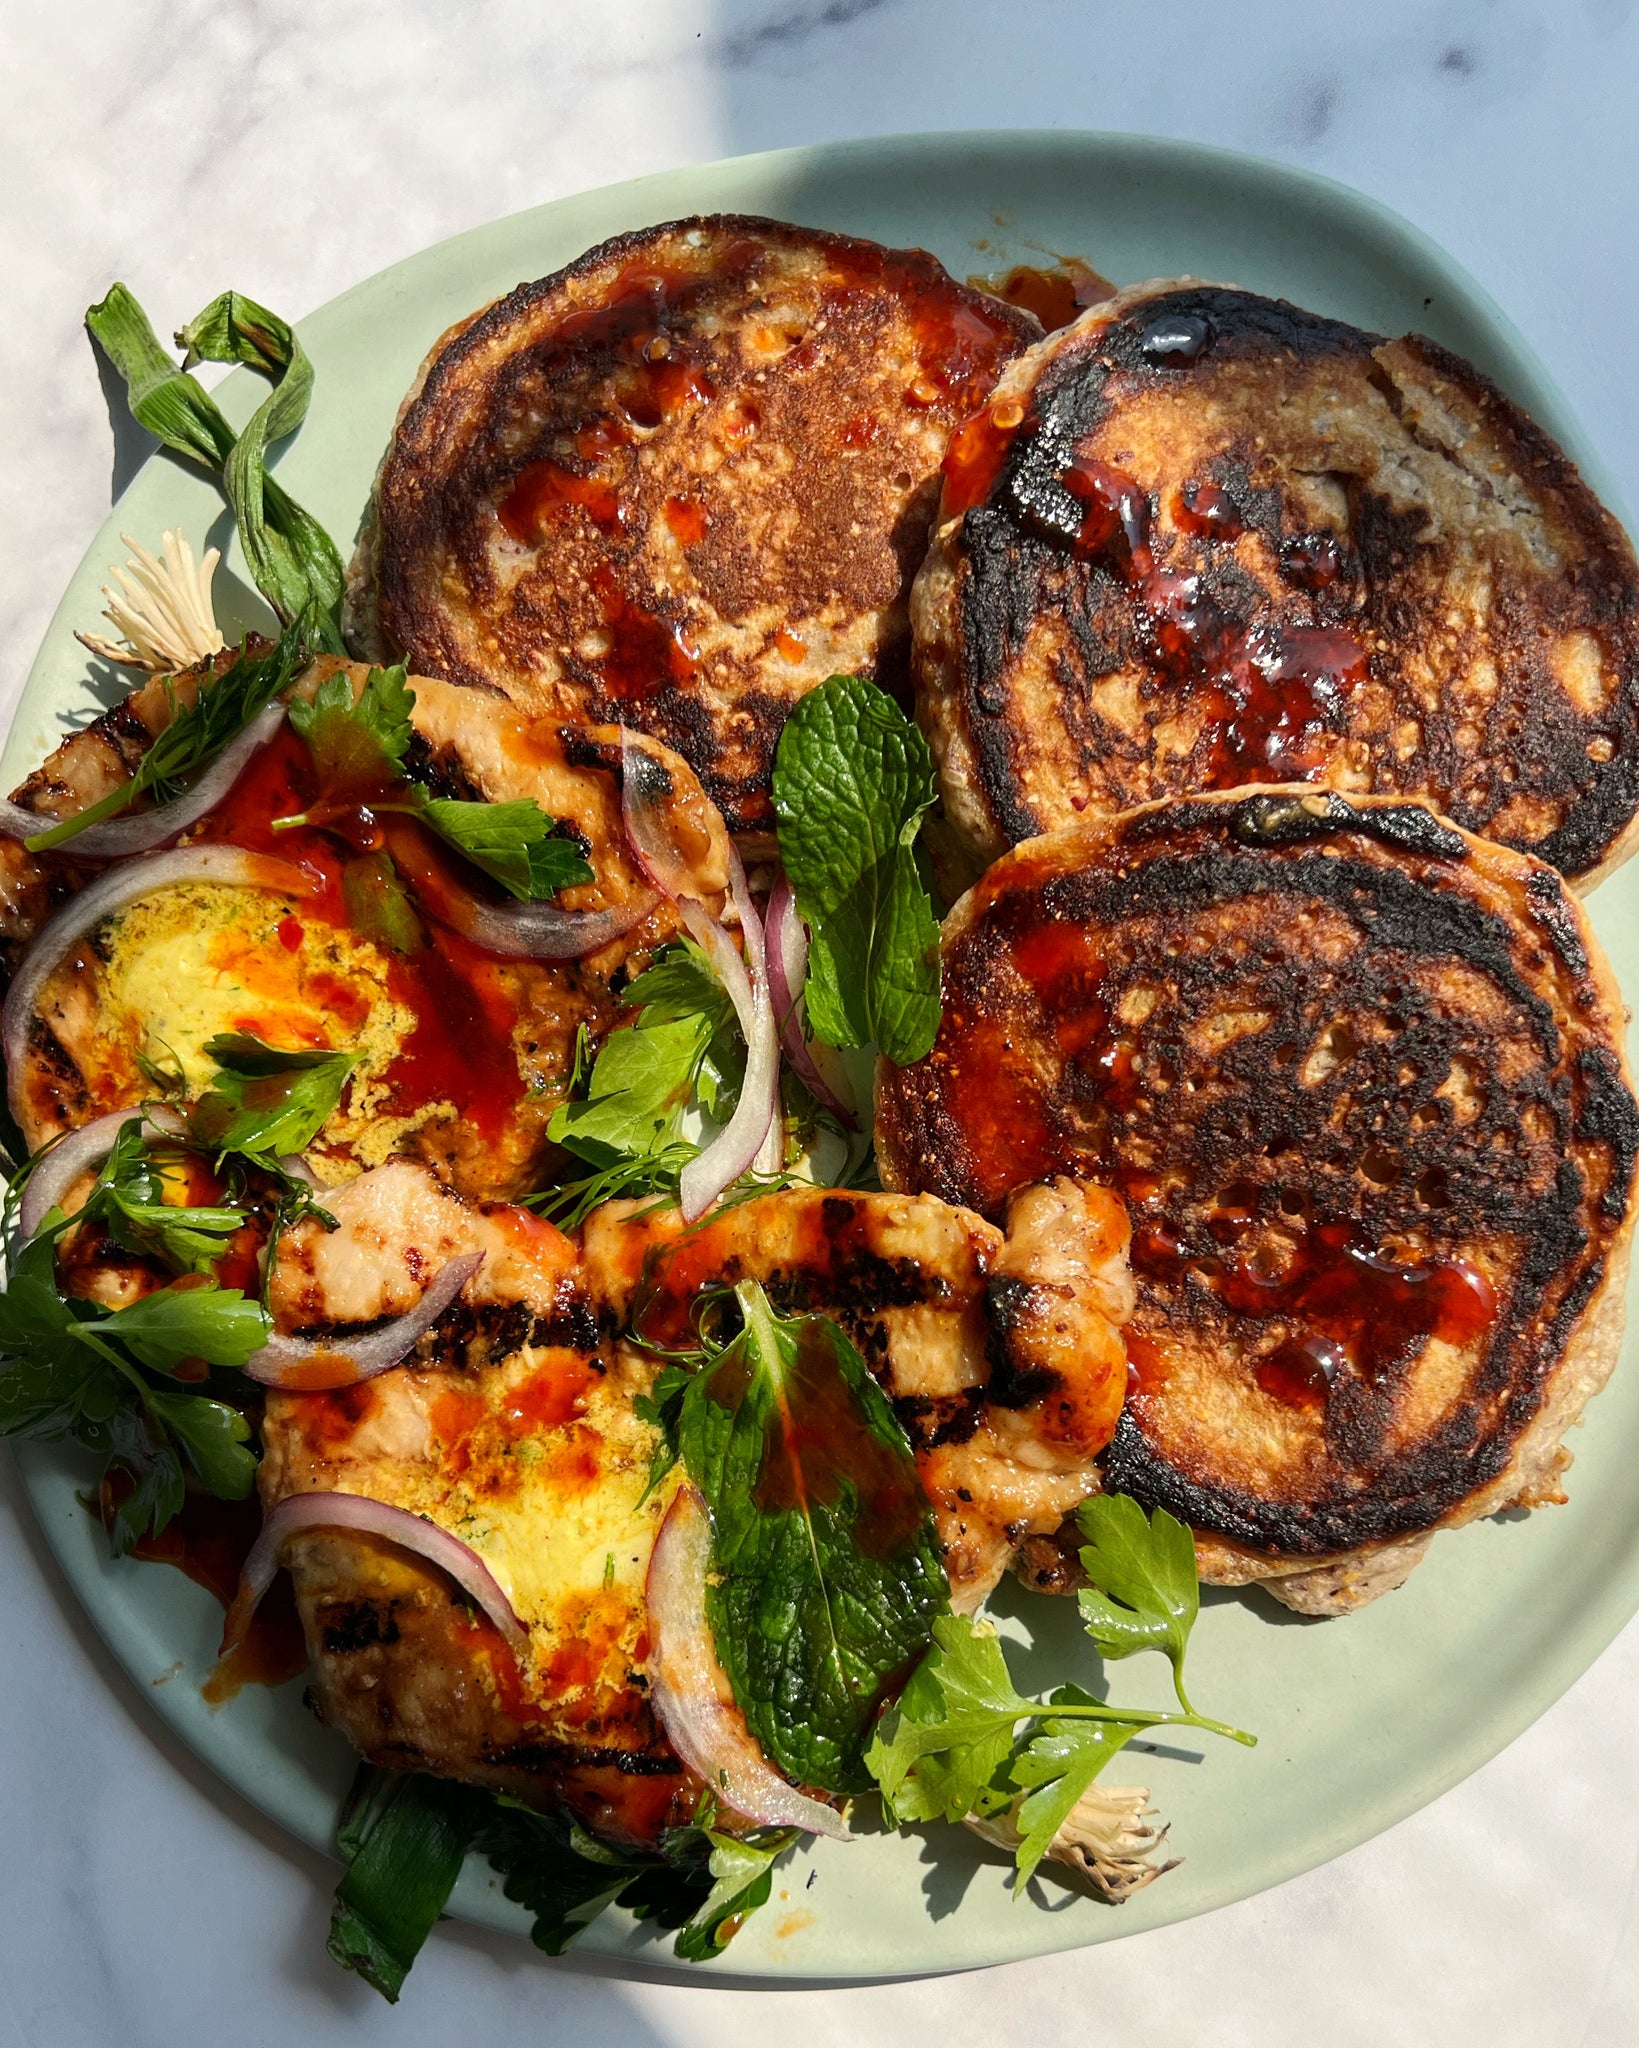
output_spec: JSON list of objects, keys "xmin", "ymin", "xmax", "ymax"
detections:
[
  {"xmin": 939, "ymin": 320, "xmax": 1370, "ymax": 783},
  {"xmin": 932, "ymin": 906, "xmax": 1496, "ymax": 1410},
  {"xmin": 970, "ymin": 259, "xmax": 1117, "ymax": 333},
  {"xmin": 703, "ymin": 1323, "xmax": 928, "ymax": 1561},
  {"xmin": 97, "ymin": 1474, "xmax": 307, "ymax": 1701},
  {"xmin": 495, "ymin": 240, "xmax": 1025, "ymax": 703},
  {"xmin": 1059, "ymin": 457, "xmax": 1370, "ymax": 783},
  {"xmin": 189, "ymin": 723, "xmax": 527, "ymax": 1146}
]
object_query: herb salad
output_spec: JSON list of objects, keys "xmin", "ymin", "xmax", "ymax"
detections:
[{"xmin": 0, "ymin": 266, "xmax": 1258, "ymax": 2004}]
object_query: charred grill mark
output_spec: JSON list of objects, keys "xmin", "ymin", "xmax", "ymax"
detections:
[
  {"xmin": 983, "ymin": 1274, "xmax": 1062, "ymax": 1408},
  {"xmin": 320, "ymin": 1600, "xmax": 402, "ymax": 1653},
  {"xmin": 1578, "ymin": 1049, "xmax": 1639, "ymax": 1220},
  {"xmin": 401, "ymin": 732, "xmax": 483, "ymax": 803},
  {"xmin": 1525, "ymin": 866, "xmax": 1590, "ymax": 978},
  {"xmin": 485, "ymin": 1739, "xmax": 679, "ymax": 1776},
  {"xmin": 891, "ymin": 1386, "xmax": 985, "ymax": 1449},
  {"xmin": 1216, "ymin": 790, "xmax": 1468, "ymax": 860}
]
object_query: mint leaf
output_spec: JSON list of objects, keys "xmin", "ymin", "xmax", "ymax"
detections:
[
  {"xmin": 679, "ymin": 1281, "xmax": 949, "ymax": 1794},
  {"xmin": 192, "ymin": 1031, "xmax": 355, "ymax": 1158},
  {"xmin": 1076, "ymin": 1494, "xmax": 1201, "ymax": 1712},
  {"xmin": 1008, "ymin": 1687, "xmax": 1150, "ymax": 1892},
  {"xmin": 772, "ymin": 673, "xmax": 941, "ymax": 1064},
  {"xmin": 288, "ymin": 664, "xmax": 414, "ymax": 807},
  {"xmin": 417, "ymin": 795, "xmax": 593, "ymax": 900}
]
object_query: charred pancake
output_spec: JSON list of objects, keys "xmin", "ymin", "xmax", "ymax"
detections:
[
  {"xmin": 257, "ymin": 1163, "xmax": 1133, "ymax": 1835},
  {"xmin": 876, "ymin": 789, "xmax": 1639, "ymax": 1611},
  {"xmin": 3, "ymin": 655, "xmax": 729, "ymax": 1200},
  {"xmin": 913, "ymin": 280, "xmax": 1639, "ymax": 886},
  {"xmin": 349, "ymin": 215, "xmax": 1036, "ymax": 839}
]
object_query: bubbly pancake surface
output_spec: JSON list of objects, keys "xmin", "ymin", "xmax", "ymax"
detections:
[
  {"xmin": 913, "ymin": 281, "xmax": 1639, "ymax": 884},
  {"xmin": 353, "ymin": 214, "xmax": 1036, "ymax": 836},
  {"xmin": 876, "ymin": 790, "xmax": 1639, "ymax": 1577}
]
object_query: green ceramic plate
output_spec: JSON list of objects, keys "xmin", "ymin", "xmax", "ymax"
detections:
[{"xmin": 8, "ymin": 131, "xmax": 1637, "ymax": 1982}]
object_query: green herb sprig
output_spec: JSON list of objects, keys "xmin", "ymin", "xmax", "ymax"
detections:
[
  {"xmin": 772, "ymin": 673, "xmax": 942, "ymax": 1066},
  {"xmin": 25, "ymin": 621, "xmax": 310, "ymax": 855},
  {"xmin": 87, "ymin": 284, "xmax": 344, "ymax": 636},
  {"xmin": 275, "ymin": 665, "xmax": 594, "ymax": 900},
  {"xmin": 867, "ymin": 1498, "xmax": 1254, "ymax": 1891}
]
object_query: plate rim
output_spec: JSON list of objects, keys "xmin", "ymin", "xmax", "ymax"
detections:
[{"xmin": 8, "ymin": 124, "xmax": 1638, "ymax": 1983}]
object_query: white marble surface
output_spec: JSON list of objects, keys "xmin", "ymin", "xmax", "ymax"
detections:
[{"xmin": 5, "ymin": 2, "xmax": 1639, "ymax": 2041}]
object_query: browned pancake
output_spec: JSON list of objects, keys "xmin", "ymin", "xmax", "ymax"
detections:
[
  {"xmin": 913, "ymin": 280, "xmax": 1639, "ymax": 887},
  {"xmin": 349, "ymin": 215, "xmax": 1036, "ymax": 839},
  {"xmin": 875, "ymin": 789, "xmax": 1639, "ymax": 1611}
]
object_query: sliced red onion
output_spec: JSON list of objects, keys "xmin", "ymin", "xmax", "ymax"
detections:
[
  {"xmin": 0, "ymin": 703, "xmax": 288, "ymax": 860},
  {"xmin": 221, "ymin": 1489, "xmax": 529, "ymax": 1660},
  {"xmin": 3, "ymin": 847, "xmax": 317, "ymax": 1125},
  {"xmin": 242, "ymin": 1250, "xmax": 484, "ymax": 1390},
  {"xmin": 17, "ymin": 1104, "xmax": 186, "ymax": 1239},
  {"xmin": 384, "ymin": 823, "xmax": 652, "ymax": 961},
  {"xmin": 619, "ymin": 728, "xmax": 703, "ymax": 901},
  {"xmin": 763, "ymin": 876, "xmax": 856, "ymax": 1128},
  {"xmin": 619, "ymin": 730, "xmax": 783, "ymax": 1215},
  {"xmin": 646, "ymin": 1483, "xmax": 851, "ymax": 1840},
  {"xmin": 677, "ymin": 899, "xmax": 779, "ymax": 1220}
]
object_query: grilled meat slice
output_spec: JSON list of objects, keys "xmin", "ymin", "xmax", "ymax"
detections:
[
  {"xmin": 579, "ymin": 1178, "xmax": 1133, "ymax": 1609},
  {"xmin": 257, "ymin": 1164, "xmax": 1133, "ymax": 1835},
  {"xmin": 350, "ymin": 215, "xmax": 1036, "ymax": 841},
  {"xmin": 876, "ymin": 788, "xmax": 1639, "ymax": 1612},
  {"xmin": 913, "ymin": 280, "xmax": 1639, "ymax": 886},
  {"xmin": 258, "ymin": 1161, "xmax": 689, "ymax": 1848},
  {"xmin": 4, "ymin": 656, "xmax": 728, "ymax": 1201}
]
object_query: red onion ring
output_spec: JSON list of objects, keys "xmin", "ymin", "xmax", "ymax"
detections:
[
  {"xmin": 3, "ymin": 848, "xmax": 317, "ymax": 1125},
  {"xmin": 384, "ymin": 822, "xmax": 653, "ymax": 960},
  {"xmin": 645, "ymin": 1483, "xmax": 851, "ymax": 1840},
  {"xmin": 221, "ymin": 1489, "xmax": 529, "ymax": 1660},
  {"xmin": 17, "ymin": 1104, "xmax": 187, "ymax": 1240},
  {"xmin": 763, "ymin": 876, "xmax": 856, "ymax": 1128},
  {"xmin": 242, "ymin": 1250, "xmax": 484, "ymax": 1389},
  {"xmin": 619, "ymin": 730, "xmax": 704, "ymax": 901},
  {"xmin": 619, "ymin": 730, "xmax": 782, "ymax": 1216},
  {"xmin": 676, "ymin": 900, "xmax": 779, "ymax": 1218},
  {"xmin": 0, "ymin": 703, "xmax": 288, "ymax": 860}
]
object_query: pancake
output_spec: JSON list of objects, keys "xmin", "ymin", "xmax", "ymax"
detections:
[
  {"xmin": 875, "ymin": 789, "xmax": 1639, "ymax": 1611},
  {"xmin": 912, "ymin": 280, "xmax": 1639, "ymax": 887},
  {"xmin": 349, "ymin": 215, "xmax": 1036, "ymax": 840},
  {"xmin": 3, "ymin": 655, "xmax": 729, "ymax": 1201}
]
